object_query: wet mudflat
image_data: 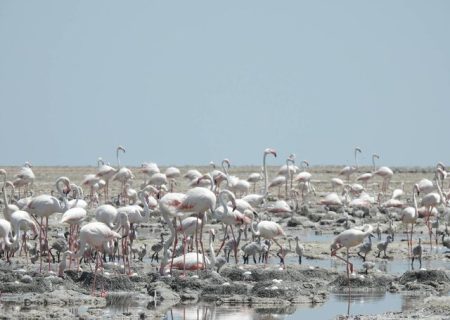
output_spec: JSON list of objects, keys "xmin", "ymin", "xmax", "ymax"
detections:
[{"xmin": 1, "ymin": 165, "xmax": 450, "ymax": 319}]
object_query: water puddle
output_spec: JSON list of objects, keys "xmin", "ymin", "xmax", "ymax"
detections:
[{"xmin": 165, "ymin": 292, "xmax": 423, "ymax": 320}]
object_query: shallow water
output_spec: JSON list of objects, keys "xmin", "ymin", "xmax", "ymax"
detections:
[{"xmin": 164, "ymin": 292, "xmax": 423, "ymax": 320}]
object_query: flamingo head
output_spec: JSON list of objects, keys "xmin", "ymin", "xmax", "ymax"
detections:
[
  {"xmin": 222, "ymin": 158, "xmax": 231, "ymax": 168},
  {"xmin": 117, "ymin": 145, "xmax": 126, "ymax": 153},
  {"xmin": 264, "ymin": 148, "xmax": 277, "ymax": 157}
]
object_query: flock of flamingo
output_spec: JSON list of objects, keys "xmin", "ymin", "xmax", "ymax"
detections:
[{"xmin": 0, "ymin": 146, "xmax": 449, "ymax": 295}]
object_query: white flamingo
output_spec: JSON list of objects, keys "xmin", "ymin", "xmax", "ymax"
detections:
[
  {"xmin": 250, "ymin": 220, "xmax": 286, "ymax": 265},
  {"xmin": 400, "ymin": 184, "xmax": 419, "ymax": 254},
  {"xmin": 26, "ymin": 176, "xmax": 71, "ymax": 272},
  {"xmin": 330, "ymin": 224, "xmax": 374, "ymax": 279},
  {"xmin": 372, "ymin": 154, "xmax": 394, "ymax": 193},
  {"xmin": 70, "ymin": 222, "xmax": 122, "ymax": 295},
  {"xmin": 339, "ymin": 147, "xmax": 361, "ymax": 182}
]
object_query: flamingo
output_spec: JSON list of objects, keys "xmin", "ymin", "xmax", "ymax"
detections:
[
  {"xmin": 165, "ymin": 166, "xmax": 181, "ymax": 192},
  {"xmin": 9, "ymin": 209, "xmax": 38, "ymax": 258},
  {"xmin": 411, "ymin": 238, "xmax": 422, "ymax": 269},
  {"xmin": 247, "ymin": 170, "xmax": 263, "ymax": 193},
  {"xmin": 372, "ymin": 154, "xmax": 394, "ymax": 193},
  {"xmin": 96, "ymin": 157, "xmax": 118, "ymax": 202},
  {"xmin": 164, "ymin": 252, "xmax": 210, "ymax": 272},
  {"xmin": 419, "ymin": 179, "xmax": 446, "ymax": 249},
  {"xmin": 82, "ymin": 174, "xmax": 101, "ymax": 206},
  {"xmin": 400, "ymin": 184, "xmax": 419, "ymax": 255},
  {"xmin": 0, "ymin": 218, "xmax": 29, "ymax": 263},
  {"xmin": 2, "ymin": 181, "xmax": 20, "ymax": 221},
  {"xmin": 61, "ymin": 206, "xmax": 87, "ymax": 259},
  {"xmin": 250, "ymin": 220, "xmax": 286, "ymax": 266},
  {"xmin": 214, "ymin": 190, "xmax": 250, "ymax": 263},
  {"xmin": 95, "ymin": 204, "xmax": 118, "ymax": 228},
  {"xmin": 356, "ymin": 153, "xmax": 379, "ymax": 188},
  {"xmin": 176, "ymin": 174, "xmax": 216, "ymax": 271},
  {"xmin": 26, "ymin": 176, "xmax": 71, "ymax": 272},
  {"xmin": 70, "ymin": 222, "xmax": 122, "ymax": 295},
  {"xmin": 141, "ymin": 162, "xmax": 160, "ymax": 185},
  {"xmin": 339, "ymin": 147, "xmax": 361, "ymax": 182},
  {"xmin": 208, "ymin": 228, "xmax": 225, "ymax": 271},
  {"xmin": 67, "ymin": 184, "xmax": 88, "ymax": 209},
  {"xmin": 331, "ymin": 177, "xmax": 344, "ymax": 192},
  {"xmin": 331, "ymin": 225, "xmax": 373, "ymax": 280},
  {"xmin": 157, "ymin": 191, "xmax": 185, "ymax": 274},
  {"xmin": 262, "ymin": 148, "xmax": 277, "ymax": 196},
  {"xmin": 13, "ymin": 162, "xmax": 35, "ymax": 197},
  {"xmin": 294, "ymin": 236, "xmax": 304, "ymax": 264},
  {"xmin": 112, "ymin": 146, "xmax": 134, "ymax": 204}
]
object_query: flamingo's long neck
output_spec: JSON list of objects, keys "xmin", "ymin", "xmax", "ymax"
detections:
[
  {"xmin": 354, "ymin": 149, "xmax": 360, "ymax": 169},
  {"xmin": 250, "ymin": 221, "xmax": 260, "ymax": 237},
  {"xmin": 263, "ymin": 154, "xmax": 269, "ymax": 196},
  {"xmin": 56, "ymin": 178, "xmax": 69, "ymax": 212},
  {"xmin": 116, "ymin": 148, "xmax": 121, "ymax": 168},
  {"xmin": 413, "ymin": 185, "xmax": 419, "ymax": 218},
  {"xmin": 140, "ymin": 192, "xmax": 150, "ymax": 218},
  {"xmin": 159, "ymin": 209, "xmax": 175, "ymax": 273},
  {"xmin": 2, "ymin": 185, "xmax": 11, "ymax": 220},
  {"xmin": 209, "ymin": 233, "xmax": 216, "ymax": 269}
]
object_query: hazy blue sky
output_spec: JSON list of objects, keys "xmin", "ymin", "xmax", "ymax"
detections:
[{"xmin": 1, "ymin": 1, "xmax": 449, "ymax": 167}]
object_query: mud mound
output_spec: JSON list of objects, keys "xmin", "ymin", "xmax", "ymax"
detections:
[
  {"xmin": 202, "ymin": 283, "xmax": 248, "ymax": 296},
  {"xmin": 399, "ymin": 270, "xmax": 450, "ymax": 284},
  {"xmin": 329, "ymin": 273, "xmax": 394, "ymax": 292},
  {"xmin": 398, "ymin": 270, "xmax": 450, "ymax": 293},
  {"xmin": 0, "ymin": 270, "xmax": 65, "ymax": 294},
  {"xmin": 65, "ymin": 271, "xmax": 135, "ymax": 292}
]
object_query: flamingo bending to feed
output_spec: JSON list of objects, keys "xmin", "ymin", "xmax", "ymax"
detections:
[
  {"xmin": 330, "ymin": 224, "xmax": 374, "ymax": 279},
  {"xmin": 26, "ymin": 176, "xmax": 71, "ymax": 272}
]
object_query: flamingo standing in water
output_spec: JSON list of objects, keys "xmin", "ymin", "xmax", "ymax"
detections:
[
  {"xmin": 26, "ymin": 176, "xmax": 71, "ymax": 272},
  {"xmin": 330, "ymin": 224, "xmax": 374, "ymax": 280}
]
